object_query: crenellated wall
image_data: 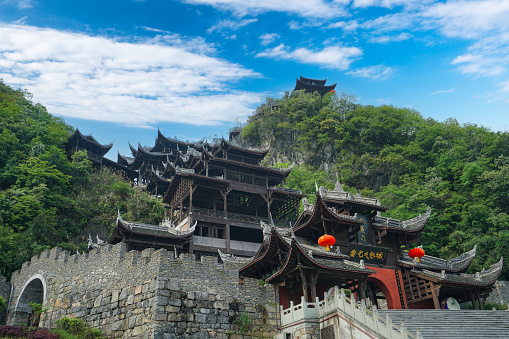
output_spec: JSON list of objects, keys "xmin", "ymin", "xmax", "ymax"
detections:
[{"xmin": 7, "ymin": 244, "xmax": 278, "ymax": 338}]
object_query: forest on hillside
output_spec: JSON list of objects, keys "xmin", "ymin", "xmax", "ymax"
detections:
[
  {"xmin": 0, "ymin": 81, "xmax": 164, "ymax": 278},
  {"xmin": 241, "ymin": 90, "xmax": 509, "ymax": 279},
  {"xmin": 1, "ymin": 81, "xmax": 508, "ymax": 280}
]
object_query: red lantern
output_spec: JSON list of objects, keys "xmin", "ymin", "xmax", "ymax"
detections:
[
  {"xmin": 409, "ymin": 247, "xmax": 425, "ymax": 262},
  {"xmin": 318, "ymin": 234, "xmax": 336, "ymax": 251},
  {"xmin": 330, "ymin": 90, "xmax": 335, "ymax": 93}
]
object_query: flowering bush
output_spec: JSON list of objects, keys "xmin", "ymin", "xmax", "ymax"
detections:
[{"xmin": 0, "ymin": 325, "xmax": 59, "ymax": 338}]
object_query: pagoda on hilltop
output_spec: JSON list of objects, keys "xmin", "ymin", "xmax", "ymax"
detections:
[
  {"xmin": 240, "ymin": 183, "xmax": 503, "ymax": 310},
  {"xmin": 294, "ymin": 76, "xmax": 337, "ymax": 95}
]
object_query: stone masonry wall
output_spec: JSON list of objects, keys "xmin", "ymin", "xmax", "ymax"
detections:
[
  {"xmin": 486, "ymin": 281, "xmax": 509, "ymax": 305},
  {"xmin": 8, "ymin": 244, "xmax": 277, "ymax": 338}
]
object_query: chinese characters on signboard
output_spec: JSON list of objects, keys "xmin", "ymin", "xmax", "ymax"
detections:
[
  {"xmin": 356, "ymin": 214, "xmax": 369, "ymax": 245},
  {"xmin": 348, "ymin": 244, "xmax": 388, "ymax": 265}
]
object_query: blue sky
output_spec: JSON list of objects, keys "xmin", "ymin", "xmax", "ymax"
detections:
[{"xmin": 1, "ymin": 0, "xmax": 509, "ymax": 159}]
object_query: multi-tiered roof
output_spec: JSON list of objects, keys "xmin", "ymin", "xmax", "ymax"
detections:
[
  {"xmin": 294, "ymin": 76, "xmax": 337, "ymax": 95},
  {"xmin": 106, "ymin": 129, "xmax": 304, "ymax": 257},
  {"xmin": 240, "ymin": 183, "xmax": 503, "ymax": 309}
]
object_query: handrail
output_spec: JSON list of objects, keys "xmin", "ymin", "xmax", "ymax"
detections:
[{"xmin": 280, "ymin": 287, "xmax": 422, "ymax": 339}]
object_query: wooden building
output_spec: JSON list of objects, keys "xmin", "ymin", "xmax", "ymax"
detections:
[
  {"xmin": 68, "ymin": 128, "xmax": 502, "ymax": 310},
  {"xmin": 108, "ymin": 130, "xmax": 305, "ymax": 258},
  {"xmin": 240, "ymin": 183, "xmax": 503, "ymax": 310},
  {"xmin": 66, "ymin": 129, "xmax": 137, "ymax": 179},
  {"xmin": 294, "ymin": 76, "xmax": 337, "ymax": 95}
]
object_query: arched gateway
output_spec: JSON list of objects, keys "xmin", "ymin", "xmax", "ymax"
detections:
[{"xmin": 12, "ymin": 274, "xmax": 46, "ymax": 326}]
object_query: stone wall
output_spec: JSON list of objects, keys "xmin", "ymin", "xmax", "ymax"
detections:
[
  {"xmin": 486, "ymin": 281, "xmax": 509, "ymax": 305},
  {"xmin": 0, "ymin": 276, "xmax": 10, "ymax": 325},
  {"xmin": 8, "ymin": 244, "xmax": 278, "ymax": 338}
]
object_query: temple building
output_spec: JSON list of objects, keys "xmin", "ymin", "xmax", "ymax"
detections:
[
  {"xmin": 66, "ymin": 129, "xmax": 137, "ymax": 179},
  {"xmin": 105, "ymin": 130, "xmax": 305, "ymax": 258},
  {"xmin": 294, "ymin": 76, "xmax": 337, "ymax": 95},
  {"xmin": 239, "ymin": 183, "xmax": 503, "ymax": 310},
  {"xmin": 68, "ymin": 128, "xmax": 503, "ymax": 311}
]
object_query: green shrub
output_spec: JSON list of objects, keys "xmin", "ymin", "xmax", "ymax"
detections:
[
  {"xmin": 482, "ymin": 302, "xmax": 508, "ymax": 310},
  {"xmin": 237, "ymin": 312, "xmax": 251, "ymax": 334},
  {"xmin": 55, "ymin": 318, "xmax": 102, "ymax": 339}
]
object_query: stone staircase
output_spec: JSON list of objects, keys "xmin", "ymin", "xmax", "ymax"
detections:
[{"xmin": 378, "ymin": 309, "xmax": 509, "ymax": 339}]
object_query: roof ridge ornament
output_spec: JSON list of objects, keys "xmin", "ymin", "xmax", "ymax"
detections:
[
  {"xmin": 334, "ymin": 181, "xmax": 344, "ymax": 192},
  {"xmin": 319, "ymin": 185, "xmax": 327, "ymax": 198},
  {"xmin": 261, "ymin": 220, "xmax": 271, "ymax": 241},
  {"xmin": 302, "ymin": 197, "xmax": 313, "ymax": 212},
  {"xmin": 96, "ymin": 235, "xmax": 106, "ymax": 246},
  {"xmin": 88, "ymin": 234, "xmax": 99, "ymax": 250}
]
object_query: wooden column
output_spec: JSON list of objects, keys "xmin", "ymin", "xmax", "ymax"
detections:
[
  {"xmin": 310, "ymin": 271, "xmax": 319, "ymax": 301},
  {"xmin": 189, "ymin": 185, "xmax": 194, "ymax": 215},
  {"xmin": 475, "ymin": 289, "xmax": 483, "ymax": 310},
  {"xmin": 469, "ymin": 290, "xmax": 478, "ymax": 310},
  {"xmin": 179, "ymin": 197, "xmax": 183, "ymax": 223},
  {"xmin": 430, "ymin": 282, "xmax": 440, "ymax": 309},
  {"xmin": 299, "ymin": 266, "xmax": 308, "ymax": 302},
  {"xmin": 220, "ymin": 189, "xmax": 229, "ymax": 219},
  {"xmin": 261, "ymin": 193, "xmax": 273, "ymax": 223},
  {"xmin": 358, "ymin": 279, "xmax": 367, "ymax": 302},
  {"xmin": 226, "ymin": 222, "xmax": 231, "ymax": 253}
]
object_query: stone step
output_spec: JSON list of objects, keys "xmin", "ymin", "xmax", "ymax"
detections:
[{"xmin": 377, "ymin": 310, "xmax": 509, "ymax": 339}]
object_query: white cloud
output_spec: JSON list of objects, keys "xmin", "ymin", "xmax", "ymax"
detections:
[
  {"xmin": 206, "ymin": 18, "xmax": 257, "ymax": 33},
  {"xmin": 422, "ymin": 0, "xmax": 509, "ymax": 39},
  {"xmin": 360, "ymin": 11, "xmax": 416, "ymax": 33},
  {"xmin": 451, "ymin": 53, "xmax": 506, "ymax": 76},
  {"xmin": 0, "ymin": 24, "xmax": 262, "ymax": 126},
  {"xmin": 326, "ymin": 20, "xmax": 359, "ymax": 33},
  {"xmin": 257, "ymin": 43, "xmax": 362, "ymax": 70},
  {"xmin": 430, "ymin": 88, "xmax": 455, "ymax": 95},
  {"xmin": 346, "ymin": 65, "xmax": 396, "ymax": 80},
  {"xmin": 352, "ymin": 0, "xmax": 419, "ymax": 9},
  {"xmin": 288, "ymin": 20, "xmax": 324, "ymax": 30},
  {"xmin": 367, "ymin": 32, "xmax": 412, "ymax": 44},
  {"xmin": 259, "ymin": 33, "xmax": 280, "ymax": 46},
  {"xmin": 1, "ymin": 0, "xmax": 33, "ymax": 9},
  {"xmin": 181, "ymin": 0, "xmax": 349, "ymax": 18},
  {"xmin": 141, "ymin": 26, "xmax": 173, "ymax": 34}
]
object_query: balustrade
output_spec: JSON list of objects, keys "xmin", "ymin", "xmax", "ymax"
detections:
[{"xmin": 280, "ymin": 287, "xmax": 422, "ymax": 339}]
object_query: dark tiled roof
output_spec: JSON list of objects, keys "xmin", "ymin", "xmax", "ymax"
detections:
[
  {"xmin": 318, "ymin": 183, "xmax": 388, "ymax": 211},
  {"xmin": 116, "ymin": 213, "xmax": 194, "ymax": 239},
  {"xmin": 312, "ymin": 257, "xmax": 375, "ymax": 274},
  {"xmin": 280, "ymin": 235, "xmax": 349, "ymax": 259},
  {"xmin": 414, "ymin": 256, "xmax": 503, "ymax": 287},
  {"xmin": 399, "ymin": 245, "xmax": 476, "ymax": 272},
  {"xmin": 373, "ymin": 207, "xmax": 431, "ymax": 232}
]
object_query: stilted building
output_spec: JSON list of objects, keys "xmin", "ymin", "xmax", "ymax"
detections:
[
  {"xmin": 107, "ymin": 130, "xmax": 305, "ymax": 258},
  {"xmin": 66, "ymin": 129, "xmax": 137, "ymax": 179}
]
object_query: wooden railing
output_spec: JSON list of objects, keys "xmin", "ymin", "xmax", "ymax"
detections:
[{"xmin": 280, "ymin": 288, "xmax": 423, "ymax": 339}]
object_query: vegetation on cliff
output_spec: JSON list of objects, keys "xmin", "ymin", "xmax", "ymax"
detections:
[
  {"xmin": 0, "ymin": 81, "xmax": 164, "ymax": 278},
  {"xmin": 242, "ymin": 90, "xmax": 509, "ymax": 279}
]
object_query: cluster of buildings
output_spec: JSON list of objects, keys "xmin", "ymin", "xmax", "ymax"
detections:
[{"xmin": 65, "ymin": 77, "xmax": 502, "ymax": 312}]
